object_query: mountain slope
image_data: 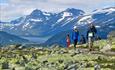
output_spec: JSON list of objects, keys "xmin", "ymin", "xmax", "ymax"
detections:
[
  {"xmin": 1, "ymin": 8, "xmax": 85, "ymax": 36},
  {"xmin": 0, "ymin": 31, "xmax": 29, "ymax": 45},
  {"xmin": 44, "ymin": 7, "xmax": 115, "ymax": 46}
]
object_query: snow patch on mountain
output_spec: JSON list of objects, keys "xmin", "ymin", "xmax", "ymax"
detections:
[
  {"xmin": 43, "ymin": 12, "xmax": 51, "ymax": 16},
  {"xmin": 77, "ymin": 15, "xmax": 92, "ymax": 25},
  {"xmin": 61, "ymin": 18, "xmax": 73, "ymax": 27},
  {"xmin": 102, "ymin": 18, "xmax": 114, "ymax": 24},
  {"xmin": 22, "ymin": 22, "xmax": 32, "ymax": 30},
  {"xmin": 109, "ymin": 26, "xmax": 115, "ymax": 28},
  {"xmin": 30, "ymin": 19, "xmax": 43, "ymax": 22},
  {"xmin": 93, "ymin": 7, "xmax": 115, "ymax": 14},
  {"xmin": 95, "ymin": 25, "xmax": 101, "ymax": 28},
  {"xmin": 63, "ymin": 12, "xmax": 72, "ymax": 17}
]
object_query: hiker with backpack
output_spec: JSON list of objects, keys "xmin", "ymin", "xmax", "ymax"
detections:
[
  {"xmin": 72, "ymin": 26, "xmax": 79, "ymax": 49},
  {"xmin": 66, "ymin": 34, "xmax": 71, "ymax": 48},
  {"xmin": 86, "ymin": 23, "xmax": 97, "ymax": 51}
]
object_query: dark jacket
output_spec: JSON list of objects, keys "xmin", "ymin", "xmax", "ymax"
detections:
[{"xmin": 87, "ymin": 26, "xmax": 97, "ymax": 39}]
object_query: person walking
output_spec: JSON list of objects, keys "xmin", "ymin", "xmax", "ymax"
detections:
[
  {"xmin": 86, "ymin": 23, "xmax": 97, "ymax": 51},
  {"xmin": 72, "ymin": 26, "xmax": 79, "ymax": 49},
  {"xmin": 66, "ymin": 34, "xmax": 71, "ymax": 48}
]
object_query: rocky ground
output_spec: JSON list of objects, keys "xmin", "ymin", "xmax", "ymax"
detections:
[{"xmin": 0, "ymin": 38, "xmax": 115, "ymax": 70}]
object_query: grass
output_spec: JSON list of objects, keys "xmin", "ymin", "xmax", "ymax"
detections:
[{"xmin": 0, "ymin": 38, "xmax": 115, "ymax": 70}]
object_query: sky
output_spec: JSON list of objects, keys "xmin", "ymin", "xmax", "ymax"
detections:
[{"xmin": 0, "ymin": 0, "xmax": 115, "ymax": 21}]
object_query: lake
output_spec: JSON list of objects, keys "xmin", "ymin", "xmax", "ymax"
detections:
[{"xmin": 21, "ymin": 36, "xmax": 50, "ymax": 44}]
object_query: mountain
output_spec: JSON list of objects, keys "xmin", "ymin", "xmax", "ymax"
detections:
[
  {"xmin": 1, "ymin": 8, "xmax": 85, "ymax": 36},
  {"xmin": 44, "ymin": 30, "xmax": 74, "ymax": 46},
  {"xmin": 45, "ymin": 7, "xmax": 115, "ymax": 46},
  {"xmin": 77, "ymin": 7, "xmax": 115, "ymax": 38},
  {"xmin": 0, "ymin": 7, "xmax": 115, "ymax": 46},
  {"xmin": 0, "ymin": 31, "xmax": 29, "ymax": 45}
]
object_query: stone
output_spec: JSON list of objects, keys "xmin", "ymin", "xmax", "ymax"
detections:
[
  {"xmin": 42, "ymin": 60, "xmax": 48, "ymax": 65},
  {"xmin": 20, "ymin": 60, "xmax": 25, "ymax": 66},
  {"xmin": 100, "ymin": 44, "xmax": 111, "ymax": 52},
  {"xmin": 2, "ymin": 62, "xmax": 9, "ymax": 69},
  {"xmin": 25, "ymin": 66, "xmax": 33, "ymax": 70},
  {"xmin": 65, "ymin": 63, "xmax": 78, "ymax": 70},
  {"xmin": 12, "ymin": 67, "xmax": 15, "ymax": 70},
  {"xmin": 58, "ymin": 59, "xmax": 64, "ymax": 64},
  {"xmin": 94, "ymin": 64, "xmax": 101, "ymax": 70},
  {"xmin": 32, "ymin": 53, "xmax": 37, "ymax": 59}
]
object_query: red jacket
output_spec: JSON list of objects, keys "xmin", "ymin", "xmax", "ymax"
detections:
[{"xmin": 66, "ymin": 36, "xmax": 71, "ymax": 48}]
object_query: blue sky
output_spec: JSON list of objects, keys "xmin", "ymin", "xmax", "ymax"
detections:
[{"xmin": 0, "ymin": 0, "xmax": 115, "ymax": 21}]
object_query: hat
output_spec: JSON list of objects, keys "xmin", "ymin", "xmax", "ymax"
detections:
[{"xmin": 73, "ymin": 26, "xmax": 77, "ymax": 30}]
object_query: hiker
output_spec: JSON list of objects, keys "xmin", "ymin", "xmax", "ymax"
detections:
[
  {"xmin": 66, "ymin": 34, "xmax": 71, "ymax": 48},
  {"xmin": 72, "ymin": 26, "xmax": 79, "ymax": 49},
  {"xmin": 86, "ymin": 23, "xmax": 97, "ymax": 51},
  {"xmin": 80, "ymin": 35, "xmax": 86, "ymax": 44}
]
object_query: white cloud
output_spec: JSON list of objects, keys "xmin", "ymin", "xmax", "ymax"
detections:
[{"xmin": 0, "ymin": 0, "xmax": 114, "ymax": 21}]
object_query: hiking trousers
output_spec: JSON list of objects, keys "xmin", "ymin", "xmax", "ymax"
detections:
[{"xmin": 74, "ymin": 39, "xmax": 78, "ymax": 48}]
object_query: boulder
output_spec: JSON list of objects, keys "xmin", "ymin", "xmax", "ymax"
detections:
[
  {"xmin": 94, "ymin": 64, "xmax": 101, "ymax": 70},
  {"xmin": 2, "ymin": 62, "xmax": 9, "ymax": 69},
  {"xmin": 100, "ymin": 44, "xmax": 111, "ymax": 52}
]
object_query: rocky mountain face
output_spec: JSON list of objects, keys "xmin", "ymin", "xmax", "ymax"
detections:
[
  {"xmin": 0, "ymin": 31, "xmax": 29, "ymax": 45},
  {"xmin": 45, "ymin": 7, "xmax": 115, "ymax": 46},
  {"xmin": 1, "ymin": 8, "xmax": 85, "ymax": 36}
]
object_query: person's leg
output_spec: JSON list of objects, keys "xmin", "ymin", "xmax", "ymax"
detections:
[
  {"xmin": 91, "ymin": 37, "xmax": 94, "ymax": 51},
  {"xmin": 74, "ymin": 39, "xmax": 77, "ymax": 49},
  {"xmin": 88, "ymin": 37, "xmax": 91, "ymax": 51},
  {"xmin": 74, "ymin": 40, "xmax": 76, "ymax": 49},
  {"xmin": 67, "ymin": 42, "xmax": 70, "ymax": 48}
]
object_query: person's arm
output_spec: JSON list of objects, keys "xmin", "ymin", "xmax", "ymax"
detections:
[
  {"xmin": 93, "ymin": 26, "xmax": 97, "ymax": 33},
  {"xmin": 86, "ymin": 31, "xmax": 89, "ymax": 40}
]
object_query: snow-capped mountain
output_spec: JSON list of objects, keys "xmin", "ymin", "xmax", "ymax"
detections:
[
  {"xmin": 77, "ymin": 7, "xmax": 115, "ymax": 38},
  {"xmin": 44, "ymin": 7, "xmax": 115, "ymax": 46},
  {"xmin": 1, "ymin": 8, "xmax": 85, "ymax": 36},
  {"xmin": 1, "ymin": 7, "xmax": 115, "ymax": 46}
]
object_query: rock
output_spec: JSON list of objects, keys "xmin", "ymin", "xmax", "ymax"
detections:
[
  {"xmin": 37, "ymin": 47, "xmax": 44, "ymax": 51},
  {"xmin": 100, "ymin": 44, "xmax": 111, "ymax": 52},
  {"xmin": 86, "ymin": 63, "xmax": 92, "ymax": 68},
  {"xmin": 58, "ymin": 59, "xmax": 64, "ymax": 64},
  {"xmin": 65, "ymin": 63, "xmax": 78, "ymax": 70},
  {"xmin": 64, "ymin": 61, "xmax": 77, "ymax": 70},
  {"xmin": 20, "ymin": 60, "xmax": 25, "ymax": 66},
  {"xmin": 94, "ymin": 64, "xmax": 101, "ymax": 70},
  {"xmin": 22, "ymin": 55, "xmax": 28, "ymax": 63},
  {"xmin": 96, "ymin": 56, "xmax": 105, "ymax": 61},
  {"xmin": 12, "ymin": 67, "xmax": 15, "ymax": 70},
  {"xmin": 15, "ymin": 60, "xmax": 20, "ymax": 64},
  {"xmin": 25, "ymin": 66, "xmax": 33, "ymax": 70},
  {"xmin": 42, "ymin": 60, "xmax": 48, "ymax": 65},
  {"xmin": 50, "ymin": 44, "xmax": 62, "ymax": 50},
  {"xmin": 18, "ymin": 44, "xmax": 27, "ymax": 50},
  {"xmin": 32, "ymin": 53, "xmax": 37, "ymax": 59},
  {"xmin": 70, "ymin": 49, "xmax": 81, "ymax": 57},
  {"xmin": 2, "ymin": 62, "xmax": 9, "ymax": 69},
  {"xmin": 58, "ymin": 50, "xmax": 65, "ymax": 54}
]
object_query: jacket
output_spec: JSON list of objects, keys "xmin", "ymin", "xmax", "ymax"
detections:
[{"xmin": 72, "ymin": 30, "xmax": 79, "ymax": 40}]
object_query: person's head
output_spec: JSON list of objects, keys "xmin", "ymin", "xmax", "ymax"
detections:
[
  {"xmin": 89, "ymin": 23, "xmax": 94, "ymax": 28},
  {"xmin": 67, "ymin": 34, "xmax": 69, "ymax": 37},
  {"xmin": 73, "ymin": 26, "xmax": 78, "ymax": 31}
]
